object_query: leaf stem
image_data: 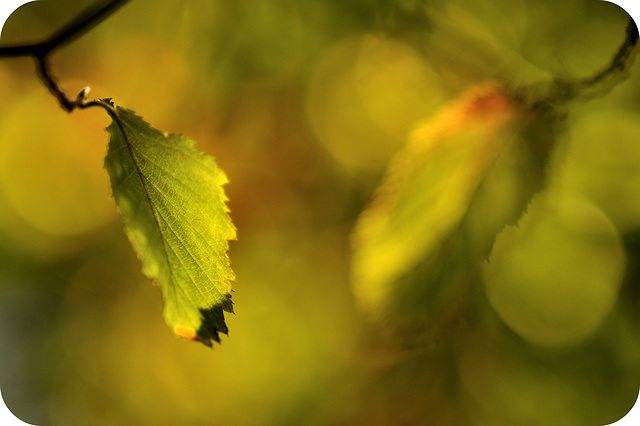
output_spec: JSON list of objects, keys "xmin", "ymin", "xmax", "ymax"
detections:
[
  {"xmin": 81, "ymin": 98, "xmax": 118, "ymax": 120},
  {"xmin": 80, "ymin": 99, "xmax": 129, "ymax": 144},
  {"xmin": 0, "ymin": 0, "xmax": 130, "ymax": 112}
]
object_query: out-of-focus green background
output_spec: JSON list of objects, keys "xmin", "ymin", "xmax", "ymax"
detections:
[{"xmin": 1, "ymin": 0, "xmax": 640, "ymax": 425}]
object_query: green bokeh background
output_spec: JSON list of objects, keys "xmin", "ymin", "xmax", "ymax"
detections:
[{"xmin": 1, "ymin": 0, "xmax": 640, "ymax": 425}]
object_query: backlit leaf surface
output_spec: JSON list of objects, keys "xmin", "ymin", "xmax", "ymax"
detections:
[{"xmin": 102, "ymin": 100, "xmax": 236, "ymax": 346}]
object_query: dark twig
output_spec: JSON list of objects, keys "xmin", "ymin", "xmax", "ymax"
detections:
[
  {"xmin": 35, "ymin": 53, "xmax": 75, "ymax": 110},
  {"xmin": 0, "ymin": 0, "xmax": 130, "ymax": 58},
  {"xmin": 527, "ymin": 18, "xmax": 639, "ymax": 109},
  {"xmin": 0, "ymin": 0, "xmax": 130, "ymax": 111},
  {"xmin": 578, "ymin": 18, "xmax": 639, "ymax": 91},
  {"xmin": 553, "ymin": 18, "xmax": 639, "ymax": 104}
]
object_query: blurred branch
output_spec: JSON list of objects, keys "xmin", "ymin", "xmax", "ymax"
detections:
[
  {"xmin": 0, "ymin": 0, "xmax": 131, "ymax": 111},
  {"xmin": 577, "ymin": 18, "xmax": 639, "ymax": 93},
  {"xmin": 549, "ymin": 18, "xmax": 640, "ymax": 103},
  {"xmin": 530, "ymin": 18, "xmax": 639, "ymax": 108}
]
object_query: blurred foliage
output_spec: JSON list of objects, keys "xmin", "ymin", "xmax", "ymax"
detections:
[
  {"xmin": 0, "ymin": 0, "xmax": 639, "ymax": 425},
  {"xmin": 351, "ymin": 83, "xmax": 560, "ymax": 334}
]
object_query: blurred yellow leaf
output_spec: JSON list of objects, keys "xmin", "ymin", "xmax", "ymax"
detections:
[{"xmin": 352, "ymin": 82, "xmax": 561, "ymax": 332}]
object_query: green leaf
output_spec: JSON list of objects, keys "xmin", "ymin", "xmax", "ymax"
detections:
[
  {"xmin": 101, "ymin": 100, "xmax": 236, "ymax": 347},
  {"xmin": 351, "ymin": 83, "xmax": 562, "ymax": 338}
]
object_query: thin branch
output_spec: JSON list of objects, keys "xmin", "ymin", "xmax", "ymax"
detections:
[
  {"xmin": 35, "ymin": 55, "xmax": 76, "ymax": 111},
  {"xmin": 528, "ymin": 18, "xmax": 639, "ymax": 109},
  {"xmin": 40, "ymin": 0, "xmax": 130, "ymax": 56},
  {"xmin": 0, "ymin": 0, "xmax": 130, "ymax": 58},
  {"xmin": 548, "ymin": 18, "xmax": 639, "ymax": 104},
  {"xmin": 578, "ymin": 18, "xmax": 639, "ymax": 91},
  {"xmin": 0, "ymin": 0, "xmax": 130, "ymax": 112}
]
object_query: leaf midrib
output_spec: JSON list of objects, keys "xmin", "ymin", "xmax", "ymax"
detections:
[{"xmin": 114, "ymin": 112, "xmax": 206, "ymax": 323}]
